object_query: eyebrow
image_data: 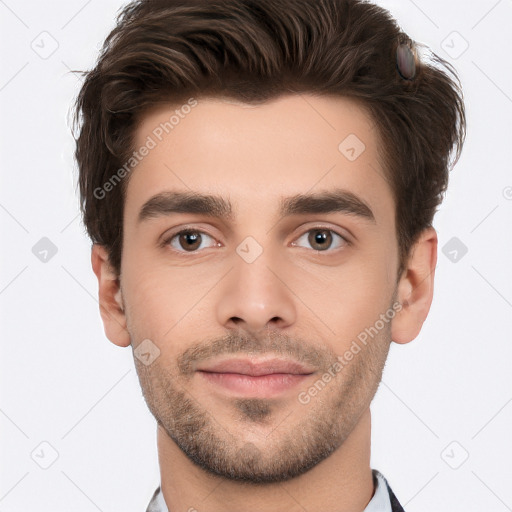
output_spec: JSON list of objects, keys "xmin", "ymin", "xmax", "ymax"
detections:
[{"xmin": 137, "ymin": 189, "xmax": 376, "ymax": 224}]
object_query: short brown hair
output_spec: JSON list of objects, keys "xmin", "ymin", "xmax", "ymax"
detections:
[{"xmin": 73, "ymin": 0, "xmax": 466, "ymax": 277}]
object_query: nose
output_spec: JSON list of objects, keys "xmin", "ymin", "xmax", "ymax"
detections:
[{"xmin": 215, "ymin": 248, "xmax": 297, "ymax": 335}]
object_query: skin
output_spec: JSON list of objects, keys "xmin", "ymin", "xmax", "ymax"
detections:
[{"xmin": 92, "ymin": 94, "xmax": 437, "ymax": 512}]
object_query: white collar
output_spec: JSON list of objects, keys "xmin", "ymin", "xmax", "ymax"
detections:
[{"xmin": 364, "ymin": 470, "xmax": 393, "ymax": 512}]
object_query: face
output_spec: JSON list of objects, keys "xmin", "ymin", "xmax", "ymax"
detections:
[{"xmin": 118, "ymin": 94, "xmax": 401, "ymax": 482}]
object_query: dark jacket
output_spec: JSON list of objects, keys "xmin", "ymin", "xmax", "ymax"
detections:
[{"xmin": 387, "ymin": 480, "xmax": 406, "ymax": 512}]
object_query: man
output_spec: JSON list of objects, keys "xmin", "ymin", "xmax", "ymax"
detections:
[{"xmin": 73, "ymin": 0, "xmax": 466, "ymax": 510}]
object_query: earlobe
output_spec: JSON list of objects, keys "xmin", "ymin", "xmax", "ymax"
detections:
[
  {"xmin": 391, "ymin": 227, "xmax": 438, "ymax": 344},
  {"xmin": 91, "ymin": 244, "xmax": 131, "ymax": 347}
]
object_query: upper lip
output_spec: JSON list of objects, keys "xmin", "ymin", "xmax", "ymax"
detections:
[{"xmin": 196, "ymin": 357, "xmax": 315, "ymax": 376}]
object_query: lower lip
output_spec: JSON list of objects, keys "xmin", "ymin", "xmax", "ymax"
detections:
[{"xmin": 198, "ymin": 371, "xmax": 312, "ymax": 397}]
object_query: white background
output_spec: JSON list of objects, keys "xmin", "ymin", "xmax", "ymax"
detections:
[{"xmin": 1, "ymin": 0, "xmax": 511, "ymax": 510}]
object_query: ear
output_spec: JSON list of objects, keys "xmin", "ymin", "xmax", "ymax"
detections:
[
  {"xmin": 391, "ymin": 227, "xmax": 438, "ymax": 344},
  {"xmin": 91, "ymin": 244, "xmax": 131, "ymax": 347}
]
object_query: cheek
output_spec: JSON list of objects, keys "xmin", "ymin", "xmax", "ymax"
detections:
[
  {"xmin": 126, "ymin": 274, "xmax": 181, "ymax": 336},
  {"xmin": 291, "ymin": 250, "xmax": 395, "ymax": 346},
  {"xmin": 121, "ymin": 256, "xmax": 222, "ymax": 343},
  {"xmin": 123, "ymin": 275, "xmax": 191, "ymax": 369}
]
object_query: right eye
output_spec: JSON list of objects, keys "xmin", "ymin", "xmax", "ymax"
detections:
[{"xmin": 163, "ymin": 229, "xmax": 220, "ymax": 253}]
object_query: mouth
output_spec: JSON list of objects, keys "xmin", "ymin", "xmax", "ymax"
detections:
[{"xmin": 196, "ymin": 357, "xmax": 315, "ymax": 398}]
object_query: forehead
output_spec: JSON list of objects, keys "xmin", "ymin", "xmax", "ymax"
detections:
[{"xmin": 125, "ymin": 94, "xmax": 394, "ymax": 226}]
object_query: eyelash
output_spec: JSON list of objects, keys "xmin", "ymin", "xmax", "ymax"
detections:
[{"xmin": 161, "ymin": 226, "xmax": 351, "ymax": 255}]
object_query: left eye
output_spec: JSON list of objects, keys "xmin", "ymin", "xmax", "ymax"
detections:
[{"xmin": 292, "ymin": 229, "xmax": 348, "ymax": 252}]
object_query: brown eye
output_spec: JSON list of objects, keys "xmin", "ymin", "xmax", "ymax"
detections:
[
  {"xmin": 166, "ymin": 230, "xmax": 217, "ymax": 252},
  {"xmin": 293, "ymin": 228, "xmax": 348, "ymax": 252},
  {"xmin": 308, "ymin": 230, "xmax": 333, "ymax": 250},
  {"xmin": 178, "ymin": 231, "xmax": 202, "ymax": 251}
]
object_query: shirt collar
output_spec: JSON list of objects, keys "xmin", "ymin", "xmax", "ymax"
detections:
[{"xmin": 364, "ymin": 469, "xmax": 393, "ymax": 512}]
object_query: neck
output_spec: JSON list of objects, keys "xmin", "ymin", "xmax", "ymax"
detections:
[{"xmin": 157, "ymin": 408, "xmax": 374, "ymax": 512}]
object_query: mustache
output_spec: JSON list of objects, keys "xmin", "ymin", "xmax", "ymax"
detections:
[{"xmin": 176, "ymin": 329, "xmax": 338, "ymax": 376}]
